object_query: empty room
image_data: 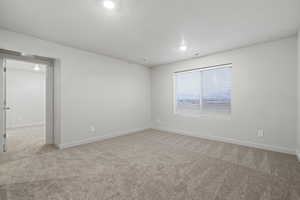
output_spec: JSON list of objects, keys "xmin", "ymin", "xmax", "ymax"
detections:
[{"xmin": 0, "ymin": 0, "xmax": 300, "ymax": 199}]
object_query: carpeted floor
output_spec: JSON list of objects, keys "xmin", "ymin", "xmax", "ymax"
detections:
[
  {"xmin": 0, "ymin": 126, "xmax": 54, "ymax": 164},
  {"xmin": 5, "ymin": 126, "xmax": 45, "ymax": 153},
  {"xmin": 0, "ymin": 129, "xmax": 300, "ymax": 200}
]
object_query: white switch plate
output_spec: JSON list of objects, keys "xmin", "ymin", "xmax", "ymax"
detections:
[{"xmin": 257, "ymin": 129, "xmax": 264, "ymax": 137}]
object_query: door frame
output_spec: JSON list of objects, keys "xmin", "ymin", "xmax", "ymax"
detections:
[{"xmin": 0, "ymin": 50, "xmax": 55, "ymax": 152}]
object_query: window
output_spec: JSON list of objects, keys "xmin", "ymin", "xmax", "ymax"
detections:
[{"xmin": 174, "ymin": 64, "xmax": 232, "ymax": 115}]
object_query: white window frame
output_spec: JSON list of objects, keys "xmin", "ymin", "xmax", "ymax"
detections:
[{"xmin": 173, "ymin": 63, "xmax": 232, "ymax": 118}]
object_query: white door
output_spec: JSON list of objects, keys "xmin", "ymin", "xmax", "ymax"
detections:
[{"xmin": 0, "ymin": 56, "xmax": 7, "ymax": 152}]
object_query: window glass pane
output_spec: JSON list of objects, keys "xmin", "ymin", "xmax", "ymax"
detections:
[
  {"xmin": 175, "ymin": 70, "xmax": 201, "ymax": 111},
  {"xmin": 175, "ymin": 65, "xmax": 232, "ymax": 115},
  {"xmin": 202, "ymin": 67, "xmax": 231, "ymax": 113}
]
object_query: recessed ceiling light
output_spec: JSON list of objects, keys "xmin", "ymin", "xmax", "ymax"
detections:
[
  {"xmin": 179, "ymin": 44, "xmax": 187, "ymax": 52},
  {"xmin": 21, "ymin": 52, "xmax": 33, "ymax": 57},
  {"xmin": 34, "ymin": 64, "xmax": 40, "ymax": 71},
  {"xmin": 103, "ymin": 0, "xmax": 116, "ymax": 10}
]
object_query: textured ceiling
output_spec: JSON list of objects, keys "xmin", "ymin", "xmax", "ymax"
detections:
[{"xmin": 0, "ymin": 0, "xmax": 299, "ymax": 66}]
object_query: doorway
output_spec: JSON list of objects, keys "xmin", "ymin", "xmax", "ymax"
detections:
[{"xmin": 0, "ymin": 52, "xmax": 54, "ymax": 154}]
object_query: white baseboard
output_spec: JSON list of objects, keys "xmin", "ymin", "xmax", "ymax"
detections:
[
  {"xmin": 152, "ymin": 125, "xmax": 296, "ymax": 155},
  {"xmin": 7, "ymin": 122, "xmax": 45, "ymax": 130},
  {"xmin": 57, "ymin": 126, "xmax": 151, "ymax": 149},
  {"xmin": 56, "ymin": 123, "xmax": 297, "ymax": 156}
]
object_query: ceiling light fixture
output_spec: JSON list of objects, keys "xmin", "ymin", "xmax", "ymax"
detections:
[
  {"xmin": 179, "ymin": 37, "xmax": 188, "ymax": 52},
  {"xmin": 34, "ymin": 64, "xmax": 40, "ymax": 71},
  {"xmin": 179, "ymin": 44, "xmax": 187, "ymax": 52},
  {"xmin": 103, "ymin": 0, "xmax": 116, "ymax": 10}
]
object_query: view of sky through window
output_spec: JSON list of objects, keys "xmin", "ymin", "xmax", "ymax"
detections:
[{"xmin": 175, "ymin": 65, "xmax": 232, "ymax": 115}]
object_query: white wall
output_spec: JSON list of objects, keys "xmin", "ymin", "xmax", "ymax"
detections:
[
  {"xmin": 0, "ymin": 28, "xmax": 297, "ymax": 154},
  {"xmin": 6, "ymin": 66, "xmax": 45, "ymax": 129},
  {"xmin": 0, "ymin": 28, "xmax": 151, "ymax": 148},
  {"xmin": 151, "ymin": 37, "xmax": 297, "ymax": 154}
]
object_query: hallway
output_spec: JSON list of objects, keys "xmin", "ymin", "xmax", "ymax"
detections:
[{"xmin": 0, "ymin": 126, "xmax": 56, "ymax": 164}]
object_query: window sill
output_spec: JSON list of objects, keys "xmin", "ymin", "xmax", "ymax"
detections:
[{"xmin": 174, "ymin": 111, "xmax": 231, "ymax": 120}]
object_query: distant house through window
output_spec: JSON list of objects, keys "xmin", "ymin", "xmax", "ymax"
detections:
[{"xmin": 174, "ymin": 64, "xmax": 232, "ymax": 115}]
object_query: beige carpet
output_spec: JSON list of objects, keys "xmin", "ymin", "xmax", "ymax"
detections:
[
  {"xmin": 0, "ymin": 129, "xmax": 300, "ymax": 200},
  {"xmin": 0, "ymin": 126, "xmax": 54, "ymax": 164}
]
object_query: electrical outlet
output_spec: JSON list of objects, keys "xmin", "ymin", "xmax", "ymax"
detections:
[
  {"xmin": 89, "ymin": 126, "xmax": 96, "ymax": 133},
  {"xmin": 257, "ymin": 129, "xmax": 264, "ymax": 137}
]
